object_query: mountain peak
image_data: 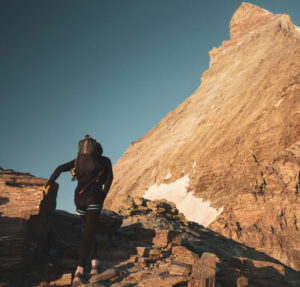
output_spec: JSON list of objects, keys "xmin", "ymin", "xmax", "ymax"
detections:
[
  {"xmin": 106, "ymin": 3, "xmax": 300, "ymax": 272},
  {"xmin": 230, "ymin": 2, "xmax": 275, "ymax": 39}
]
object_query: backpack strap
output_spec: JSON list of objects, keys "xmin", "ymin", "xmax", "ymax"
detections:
[{"xmin": 78, "ymin": 169, "xmax": 104, "ymax": 195}]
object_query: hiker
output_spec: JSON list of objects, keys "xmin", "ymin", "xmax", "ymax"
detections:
[{"xmin": 44, "ymin": 135, "xmax": 113, "ymax": 284}]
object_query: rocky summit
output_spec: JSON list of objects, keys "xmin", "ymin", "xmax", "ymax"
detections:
[{"xmin": 104, "ymin": 2, "xmax": 300, "ymax": 271}]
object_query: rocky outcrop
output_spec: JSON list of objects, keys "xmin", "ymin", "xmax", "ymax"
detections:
[
  {"xmin": 104, "ymin": 2, "xmax": 300, "ymax": 271},
  {"xmin": 210, "ymin": 141, "xmax": 300, "ymax": 271},
  {"xmin": 0, "ymin": 169, "xmax": 58, "ymax": 280},
  {"xmin": 31, "ymin": 199, "xmax": 300, "ymax": 286},
  {"xmin": 1, "ymin": 166, "xmax": 299, "ymax": 286}
]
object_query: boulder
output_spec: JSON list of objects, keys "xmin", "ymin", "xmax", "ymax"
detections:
[{"xmin": 0, "ymin": 169, "xmax": 58, "ymax": 278}]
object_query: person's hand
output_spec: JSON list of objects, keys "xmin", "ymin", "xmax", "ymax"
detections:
[{"xmin": 39, "ymin": 185, "xmax": 50, "ymax": 195}]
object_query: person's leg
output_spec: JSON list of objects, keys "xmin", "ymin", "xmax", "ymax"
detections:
[
  {"xmin": 74, "ymin": 193, "xmax": 88, "ymax": 276},
  {"xmin": 90, "ymin": 236, "xmax": 100, "ymax": 271},
  {"xmin": 75, "ymin": 207, "xmax": 87, "ymax": 276},
  {"xmin": 77, "ymin": 206, "xmax": 101, "ymax": 268},
  {"xmin": 89, "ymin": 235, "xmax": 97, "ymax": 262},
  {"xmin": 91, "ymin": 258, "xmax": 99, "ymax": 269},
  {"xmin": 86, "ymin": 186, "xmax": 102, "ymax": 270}
]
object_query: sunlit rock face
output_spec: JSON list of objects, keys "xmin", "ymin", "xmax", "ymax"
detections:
[
  {"xmin": 0, "ymin": 169, "xmax": 58, "ymax": 276},
  {"xmin": 105, "ymin": 2, "xmax": 300, "ymax": 270}
]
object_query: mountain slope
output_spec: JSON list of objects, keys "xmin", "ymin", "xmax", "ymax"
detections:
[{"xmin": 105, "ymin": 3, "xmax": 300, "ymax": 270}]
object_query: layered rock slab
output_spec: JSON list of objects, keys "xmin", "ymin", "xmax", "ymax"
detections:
[
  {"xmin": 104, "ymin": 2, "xmax": 300, "ymax": 271},
  {"xmin": 0, "ymin": 169, "xmax": 58, "ymax": 279}
]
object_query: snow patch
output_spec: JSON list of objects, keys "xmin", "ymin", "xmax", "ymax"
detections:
[
  {"xmin": 165, "ymin": 172, "xmax": 172, "ymax": 180},
  {"xmin": 192, "ymin": 161, "xmax": 197, "ymax": 168},
  {"xmin": 295, "ymin": 25, "xmax": 300, "ymax": 36},
  {"xmin": 144, "ymin": 175, "xmax": 223, "ymax": 227}
]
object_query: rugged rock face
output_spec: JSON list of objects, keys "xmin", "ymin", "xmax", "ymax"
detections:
[
  {"xmin": 0, "ymin": 169, "xmax": 58, "ymax": 279},
  {"xmin": 210, "ymin": 141, "xmax": 300, "ymax": 271},
  {"xmin": 17, "ymin": 199, "xmax": 300, "ymax": 286},
  {"xmin": 104, "ymin": 2, "xmax": 300, "ymax": 271},
  {"xmin": 1, "ymin": 167, "xmax": 300, "ymax": 286}
]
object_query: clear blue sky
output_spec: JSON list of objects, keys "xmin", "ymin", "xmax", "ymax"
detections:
[{"xmin": 1, "ymin": 0, "xmax": 299, "ymax": 213}]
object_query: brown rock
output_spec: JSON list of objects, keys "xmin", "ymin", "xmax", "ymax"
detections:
[
  {"xmin": 152, "ymin": 229, "xmax": 182, "ymax": 247},
  {"xmin": 171, "ymin": 245, "xmax": 197, "ymax": 266},
  {"xmin": 148, "ymin": 248, "xmax": 161, "ymax": 259},
  {"xmin": 236, "ymin": 275, "xmax": 248, "ymax": 287},
  {"xmin": 2, "ymin": 168, "xmax": 300, "ymax": 287},
  {"xmin": 0, "ymin": 169, "xmax": 58, "ymax": 274},
  {"xmin": 124, "ymin": 269, "xmax": 152, "ymax": 282},
  {"xmin": 217, "ymin": 256, "xmax": 293, "ymax": 287},
  {"xmin": 135, "ymin": 257, "xmax": 155, "ymax": 268},
  {"xmin": 90, "ymin": 268, "xmax": 120, "ymax": 283},
  {"xmin": 136, "ymin": 247, "xmax": 149, "ymax": 257},
  {"xmin": 48, "ymin": 273, "xmax": 72, "ymax": 286},
  {"xmin": 210, "ymin": 143, "xmax": 300, "ymax": 270},
  {"xmin": 138, "ymin": 274, "xmax": 189, "ymax": 287},
  {"xmin": 168, "ymin": 261, "xmax": 191, "ymax": 276},
  {"xmin": 105, "ymin": 2, "xmax": 300, "ymax": 271},
  {"xmin": 190, "ymin": 253, "xmax": 216, "ymax": 287},
  {"xmin": 120, "ymin": 225, "xmax": 182, "ymax": 248},
  {"xmin": 229, "ymin": 2, "xmax": 275, "ymax": 39}
]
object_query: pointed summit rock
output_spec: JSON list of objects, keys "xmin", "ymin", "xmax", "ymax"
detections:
[
  {"xmin": 229, "ymin": 2, "xmax": 274, "ymax": 39},
  {"xmin": 229, "ymin": 2, "xmax": 297, "ymax": 40},
  {"xmin": 105, "ymin": 3, "xmax": 300, "ymax": 270}
]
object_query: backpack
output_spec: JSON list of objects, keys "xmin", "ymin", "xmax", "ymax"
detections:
[{"xmin": 71, "ymin": 135, "xmax": 103, "ymax": 181}]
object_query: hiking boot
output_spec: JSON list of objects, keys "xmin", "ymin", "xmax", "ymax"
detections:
[{"xmin": 72, "ymin": 273, "xmax": 87, "ymax": 286}]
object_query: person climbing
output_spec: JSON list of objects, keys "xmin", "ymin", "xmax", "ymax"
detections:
[{"xmin": 43, "ymin": 135, "xmax": 113, "ymax": 285}]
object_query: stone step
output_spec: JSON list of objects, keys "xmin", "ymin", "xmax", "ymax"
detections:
[
  {"xmin": 171, "ymin": 245, "xmax": 197, "ymax": 266},
  {"xmin": 188, "ymin": 253, "xmax": 216, "ymax": 287}
]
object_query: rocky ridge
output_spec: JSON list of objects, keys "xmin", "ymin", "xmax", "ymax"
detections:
[{"xmin": 104, "ymin": 2, "xmax": 300, "ymax": 271}]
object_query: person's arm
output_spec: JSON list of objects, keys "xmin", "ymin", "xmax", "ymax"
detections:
[
  {"xmin": 46, "ymin": 159, "xmax": 75, "ymax": 187},
  {"xmin": 102, "ymin": 158, "xmax": 113, "ymax": 199}
]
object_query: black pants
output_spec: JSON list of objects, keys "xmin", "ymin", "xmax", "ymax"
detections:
[{"xmin": 74, "ymin": 183, "xmax": 102, "ymax": 268}]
